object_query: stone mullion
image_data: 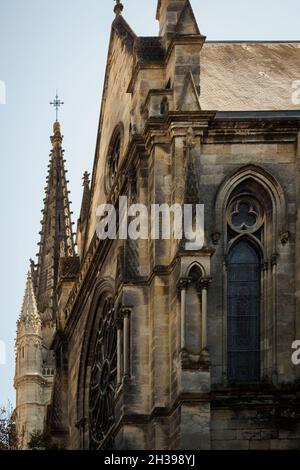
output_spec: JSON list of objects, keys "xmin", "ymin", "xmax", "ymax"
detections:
[
  {"xmin": 122, "ymin": 308, "xmax": 131, "ymax": 378},
  {"xmin": 116, "ymin": 317, "xmax": 123, "ymax": 385},
  {"xmin": 271, "ymin": 254, "xmax": 278, "ymax": 384},
  {"xmin": 262, "ymin": 261, "xmax": 269, "ymax": 379},
  {"xmin": 200, "ymin": 277, "xmax": 211, "ymax": 352},
  {"xmin": 177, "ymin": 278, "xmax": 189, "ymax": 351}
]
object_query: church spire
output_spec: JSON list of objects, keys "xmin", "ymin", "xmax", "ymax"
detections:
[{"xmin": 34, "ymin": 119, "xmax": 75, "ymax": 328}]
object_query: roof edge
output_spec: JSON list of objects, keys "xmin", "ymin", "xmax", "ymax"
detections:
[{"xmin": 206, "ymin": 40, "xmax": 300, "ymax": 44}]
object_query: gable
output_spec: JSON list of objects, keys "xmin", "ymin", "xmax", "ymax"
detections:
[{"xmin": 86, "ymin": 26, "xmax": 135, "ymax": 248}]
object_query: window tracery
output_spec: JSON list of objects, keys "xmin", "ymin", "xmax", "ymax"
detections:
[
  {"xmin": 227, "ymin": 194, "xmax": 263, "ymax": 383},
  {"xmin": 105, "ymin": 127, "xmax": 122, "ymax": 193},
  {"xmin": 227, "ymin": 196, "xmax": 263, "ymax": 235}
]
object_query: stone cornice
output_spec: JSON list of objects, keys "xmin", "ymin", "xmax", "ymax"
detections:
[
  {"xmin": 165, "ymin": 34, "xmax": 206, "ymax": 63},
  {"xmin": 206, "ymin": 116, "xmax": 300, "ymax": 144},
  {"xmin": 14, "ymin": 373, "xmax": 46, "ymax": 387}
]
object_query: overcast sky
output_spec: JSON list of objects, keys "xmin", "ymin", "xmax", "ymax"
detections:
[{"xmin": 0, "ymin": 0, "xmax": 299, "ymax": 406}]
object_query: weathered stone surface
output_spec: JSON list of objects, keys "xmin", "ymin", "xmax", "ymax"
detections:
[{"xmin": 15, "ymin": 0, "xmax": 300, "ymax": 451}]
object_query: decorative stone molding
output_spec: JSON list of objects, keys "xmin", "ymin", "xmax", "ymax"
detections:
[
  {"xmin": 180, "ymin": 350, "xmax": 210, "ymax": 371},
  {"xmin": 184, "ymin": 127, "xmax": 197, "ymax": 150},
  {"xmin": 280, "ymin": 231, "xmax": 289, "ymax": 245},
  {"xmin": 199, "ymin": 276, "xmax": 212, "ymax": 290},
  {"xmin": 211, "ymin": 232, "xmax": 221, "ymax": 245},
  {"xmin": 177, "ymin": 277, "xmax": 190, "ymax": 292}
]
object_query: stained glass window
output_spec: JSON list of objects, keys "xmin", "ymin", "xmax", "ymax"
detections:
[{"xmin": 228, "ymin": 240, "xmax": 260, "ymax": 382}]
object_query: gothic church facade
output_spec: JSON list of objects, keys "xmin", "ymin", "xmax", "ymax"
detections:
[{"xmin": 15, "ymin": 0, "xmax": 300, "ymax": 450}]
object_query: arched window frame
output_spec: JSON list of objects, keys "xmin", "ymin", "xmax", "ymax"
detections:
[
  {"xmin": 76, "ymin": 279, "xmax": 132, "ymax": 450},
  {"xmin": 214, "ymin": 165, "xmax": 288, "ymax": 386},
  {"xmin": 160, "ymin": 97, "xmax": 169, "ymax": 116},
  {"xmin": 178, "ymin": 262, "xmax": 211, "ymax": 362},
  {"xmin": 227, "ymin": 236, "xmax": 262, "ymax": 383},
  {"xmin": 76, "ymin": 280, "xmax": 115, "ymax": 449}
]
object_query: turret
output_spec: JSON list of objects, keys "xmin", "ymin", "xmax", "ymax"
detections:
[
  {"xmin": 156, "ymin": 0, "xmax": 201, "ymax": 47},
  {"xmin": 14, "ymin": 272, "xmax": 44, "ymax": 449}
]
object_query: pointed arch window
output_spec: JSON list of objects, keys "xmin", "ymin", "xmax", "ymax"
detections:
[
  {"xmin": 160, "ymin": 97, "xmax": 169, "ymax": 116},
  {"xmin": 178, "ymin": 263, "xmax": 210, "ymax": 360},
  {"xmin": 215, "ymin": 167, "xmax": 289, "ymax": 386},
  {"xmin": 226, "ymin": 195, "xmax": 263, "ymax": 383},
  {"xmin": 185, "ymin": 265, "xmax": 202, "ymax": 355}
]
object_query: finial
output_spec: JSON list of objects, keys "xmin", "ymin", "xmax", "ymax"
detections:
[
  {"xmin": 114, "ymin": 0, "xmax": 124, "ymax": 16},
  {"xmin": 51, "ymin": 119, "xmax": 63, "ymax": 149},
  {"xmin": 50, "ymin": 90, "xmax": 64, "ymax": 122},
  {"xmin": 83, "ymin": 171, "xmax": 90, "ymax": 186}
]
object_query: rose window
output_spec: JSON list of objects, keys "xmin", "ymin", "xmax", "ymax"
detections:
[
  {"xmin": 89, "ymin": 299, "xmax": 117, "ymax": 449},
  {"xmin": 106, "ymin": 131, "xmax": 121, "ymax": 192}
]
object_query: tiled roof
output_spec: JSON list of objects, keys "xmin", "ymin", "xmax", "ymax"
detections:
[{"xmin": 200, "ymin": 42, "xmax": 300, "ymax": 111}]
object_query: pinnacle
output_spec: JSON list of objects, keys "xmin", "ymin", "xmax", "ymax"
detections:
[
  {"xmin": 114, "ymin": 0, "xmax": 124, "ymax": 16},
  {"xmin": 19, "ymin": 270, "xmax": 40, "ymax": 325},
  {"xmin": 83, "ymin": 171, "xmax": 90, "ymax": 186}
]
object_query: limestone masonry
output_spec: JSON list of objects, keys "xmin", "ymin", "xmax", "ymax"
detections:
[{"xmin": 15, "ymin": 0, "xmax": 300, "ymax": 450}]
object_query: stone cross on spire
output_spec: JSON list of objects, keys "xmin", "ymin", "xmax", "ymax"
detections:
[
  {"xmin": 50, "ymin": 91, "xmax": 64, "ymax": 122},
  {"xmin": 114, "ymin": 0, "xmax": 124, "ymax": 16}
]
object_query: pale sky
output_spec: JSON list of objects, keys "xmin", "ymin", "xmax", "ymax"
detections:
[{"xmin": 0, "ymin": 0, "xmax": 299, "ymax": 405}]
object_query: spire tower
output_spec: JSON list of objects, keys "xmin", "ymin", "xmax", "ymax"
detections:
[
  {"xmin": 14, "ymin": 271, "xmax": 43, "ymax": 449},
  {"xmin": 34, "ymin": 120, "xmax": 75, "ymax": 341}
]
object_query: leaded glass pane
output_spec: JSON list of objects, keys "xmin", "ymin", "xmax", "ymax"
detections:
[{"xmin": 228, "ymin": 240, "xmax": 260, "ymax": 383}]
